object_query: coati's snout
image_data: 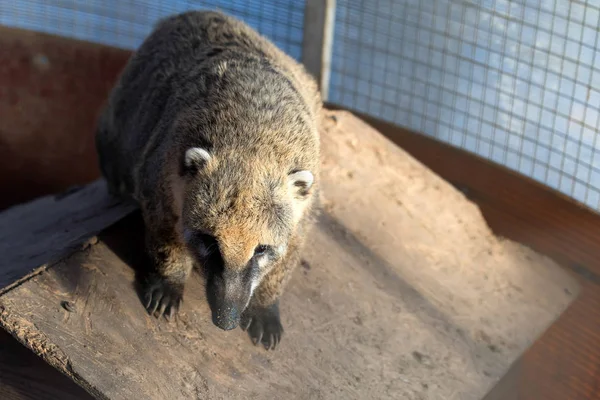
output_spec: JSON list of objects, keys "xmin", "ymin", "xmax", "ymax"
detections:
[
  {"xmin": 183, "ymin": 229, "xmax": 257, "ymax": 330},
  {"xmin": 206, "ymin": 269, "xmax": 254, "ymax": 331}
]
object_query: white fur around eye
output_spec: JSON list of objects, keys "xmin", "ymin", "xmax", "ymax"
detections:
[
  {"xmin": 288, "ymin": 170, "xmax": 314, "ymax": 191},
  {"xmin": 184, "ymin": 147, "xmax": 211, "ymax": 169}
]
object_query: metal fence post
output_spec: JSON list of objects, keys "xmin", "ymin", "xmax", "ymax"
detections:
[{"xmin": 302, "ymin": 0, "xmax": 336, "ymax": 101}]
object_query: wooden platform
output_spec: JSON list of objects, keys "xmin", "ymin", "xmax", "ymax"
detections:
[
  {"xmin": 0, "ymin": 26, "xmax": 598, "ymax": 399},
  {"xmin": 0, "ymin": 111, "xmax": 578, "ymax": 399}
]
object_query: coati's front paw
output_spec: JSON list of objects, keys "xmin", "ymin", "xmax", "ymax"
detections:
[
  {"xmin": 241, "ymin": 302, "xmax": 283, "ymax": 351},
  {"xmin": 143, "ymin": 276, "xmax": 183, "ymax": 320}
]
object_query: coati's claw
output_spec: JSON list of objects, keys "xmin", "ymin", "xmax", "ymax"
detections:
[
  {"xmin": 143, "ymin": 277, "xmax": 183, "ymax": 320},
  {"xmin": 240, "ymin": 316, "xmax": 253, "ymax": 331},
  {"xmin": 241, "ymin": 303, "xmax": 284, "ymax": 351}
]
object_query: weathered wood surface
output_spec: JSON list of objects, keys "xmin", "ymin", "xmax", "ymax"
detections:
[
  {"xmin": 0, "ymin": 180, "xmax": 136, "ymax": 294},
  {"xmin": 0, "ymin": 111, "xmax": 579, "ymax": 400},
  {"xmin": 302, "ymin": 0, "xmax": 336, "ymax": 100}
]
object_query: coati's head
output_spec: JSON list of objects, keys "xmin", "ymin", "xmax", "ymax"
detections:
[
  {"xmin": 177, "ymin": 141, "xmax": 317, "ymax": 331},
  {"xmin": 179, "ymin": 146, "xmax": 315, "ymax": 330}
]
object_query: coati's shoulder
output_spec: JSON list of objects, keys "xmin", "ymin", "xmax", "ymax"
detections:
[{"xmin": 153, "ymin": 10, "xmax": 321, "ymax": 120}]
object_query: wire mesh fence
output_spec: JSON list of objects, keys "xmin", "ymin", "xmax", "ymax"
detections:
[
  {"xmin": 1, "ymin": 0, "xmax": 599, "ymax": 210},
  {"xmin": 0, "ymin": 0, "xmax": 305, "ymax": 60},
  {"xmin": 329, "ymin": 0, "xmax": 600, "ymax": 210}
]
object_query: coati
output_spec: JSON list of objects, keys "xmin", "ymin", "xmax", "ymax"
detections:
[{"xmin": 95, "ymin": 10, "xmax": 321, "ymax": 350}]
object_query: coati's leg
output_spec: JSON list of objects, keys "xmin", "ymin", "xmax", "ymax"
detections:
[
  {"xmin": 240, "ymin": 237, "xmax": 303, "ymax": 350},
  {"xmin": 142, "ymin": 206, "xmax": 193, "ymax": 320}
]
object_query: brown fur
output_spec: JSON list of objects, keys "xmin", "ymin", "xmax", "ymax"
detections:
[{"xmin": 95, "ymin": 10, "xmax": 321, "ymax": 349}]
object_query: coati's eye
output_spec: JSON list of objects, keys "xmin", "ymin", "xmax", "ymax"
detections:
[
  {"xmin": 197, "ymin": 233, "xmax": 219, "ymax": 256},
  {"xmin": 254, "ymin": 245, "xmax": 270, "ymax": 257}
]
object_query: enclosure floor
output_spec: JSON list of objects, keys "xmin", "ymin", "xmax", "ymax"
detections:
[
  {"xmin": 340, "ymin": 108, "xmax": 600, "ymax": 400},
  {"xmin": 0, "ymin": 26, "xmax": 599, "ymax": 399}
]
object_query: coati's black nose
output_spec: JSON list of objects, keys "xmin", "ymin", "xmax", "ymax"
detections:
[
  {"xmin": 212, "ymin": 306, "xmax": 240, "ymax": 331},
  {"xmin": 206, "ymin": 271, "xmax": 249, "ymax": 331}
]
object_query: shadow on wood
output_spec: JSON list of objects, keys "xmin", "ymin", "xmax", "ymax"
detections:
[
  {"xmin": 0, "ymin": 329, "xmax": 92, "ymax": 400},
  {"xmin": 0, "ymin": 180, "xmax": 136, "ymax": 295}
]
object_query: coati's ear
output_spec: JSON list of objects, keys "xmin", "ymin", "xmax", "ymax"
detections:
[
  {"xmin": 181, "ymin": 147, "xmax": 211, "ymax": 176},
  {"xmin": 288, "ymin": 170, "xmax": 314, "ymax": 197}
]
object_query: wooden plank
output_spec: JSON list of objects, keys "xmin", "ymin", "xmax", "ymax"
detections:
[
  {"xmin": 0, "ymin": 26, "xmax": 128, "ymax": 400},
  {"xmin": 0, "ymin": 180, "xmax": 135, "ymax": 294},
  {"xmin": 325, "ymin": 105, "xmax": 600, "ymax": 400},
  {"xmin": 0, "ymin": 111, "xmax": 578, "ymax": 399},
  {"xmin": 302, "ymin": 0, "xmax": 336, "ymax": 100}
]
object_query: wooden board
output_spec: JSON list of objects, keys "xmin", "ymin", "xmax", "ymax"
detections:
[
  {"xmin": 0, "ymin": 111, "xmax": 579, "ymax": 400},
  {"xmin": 0, "ymin": 180, "xmax": 135, "ymax": 293}
]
